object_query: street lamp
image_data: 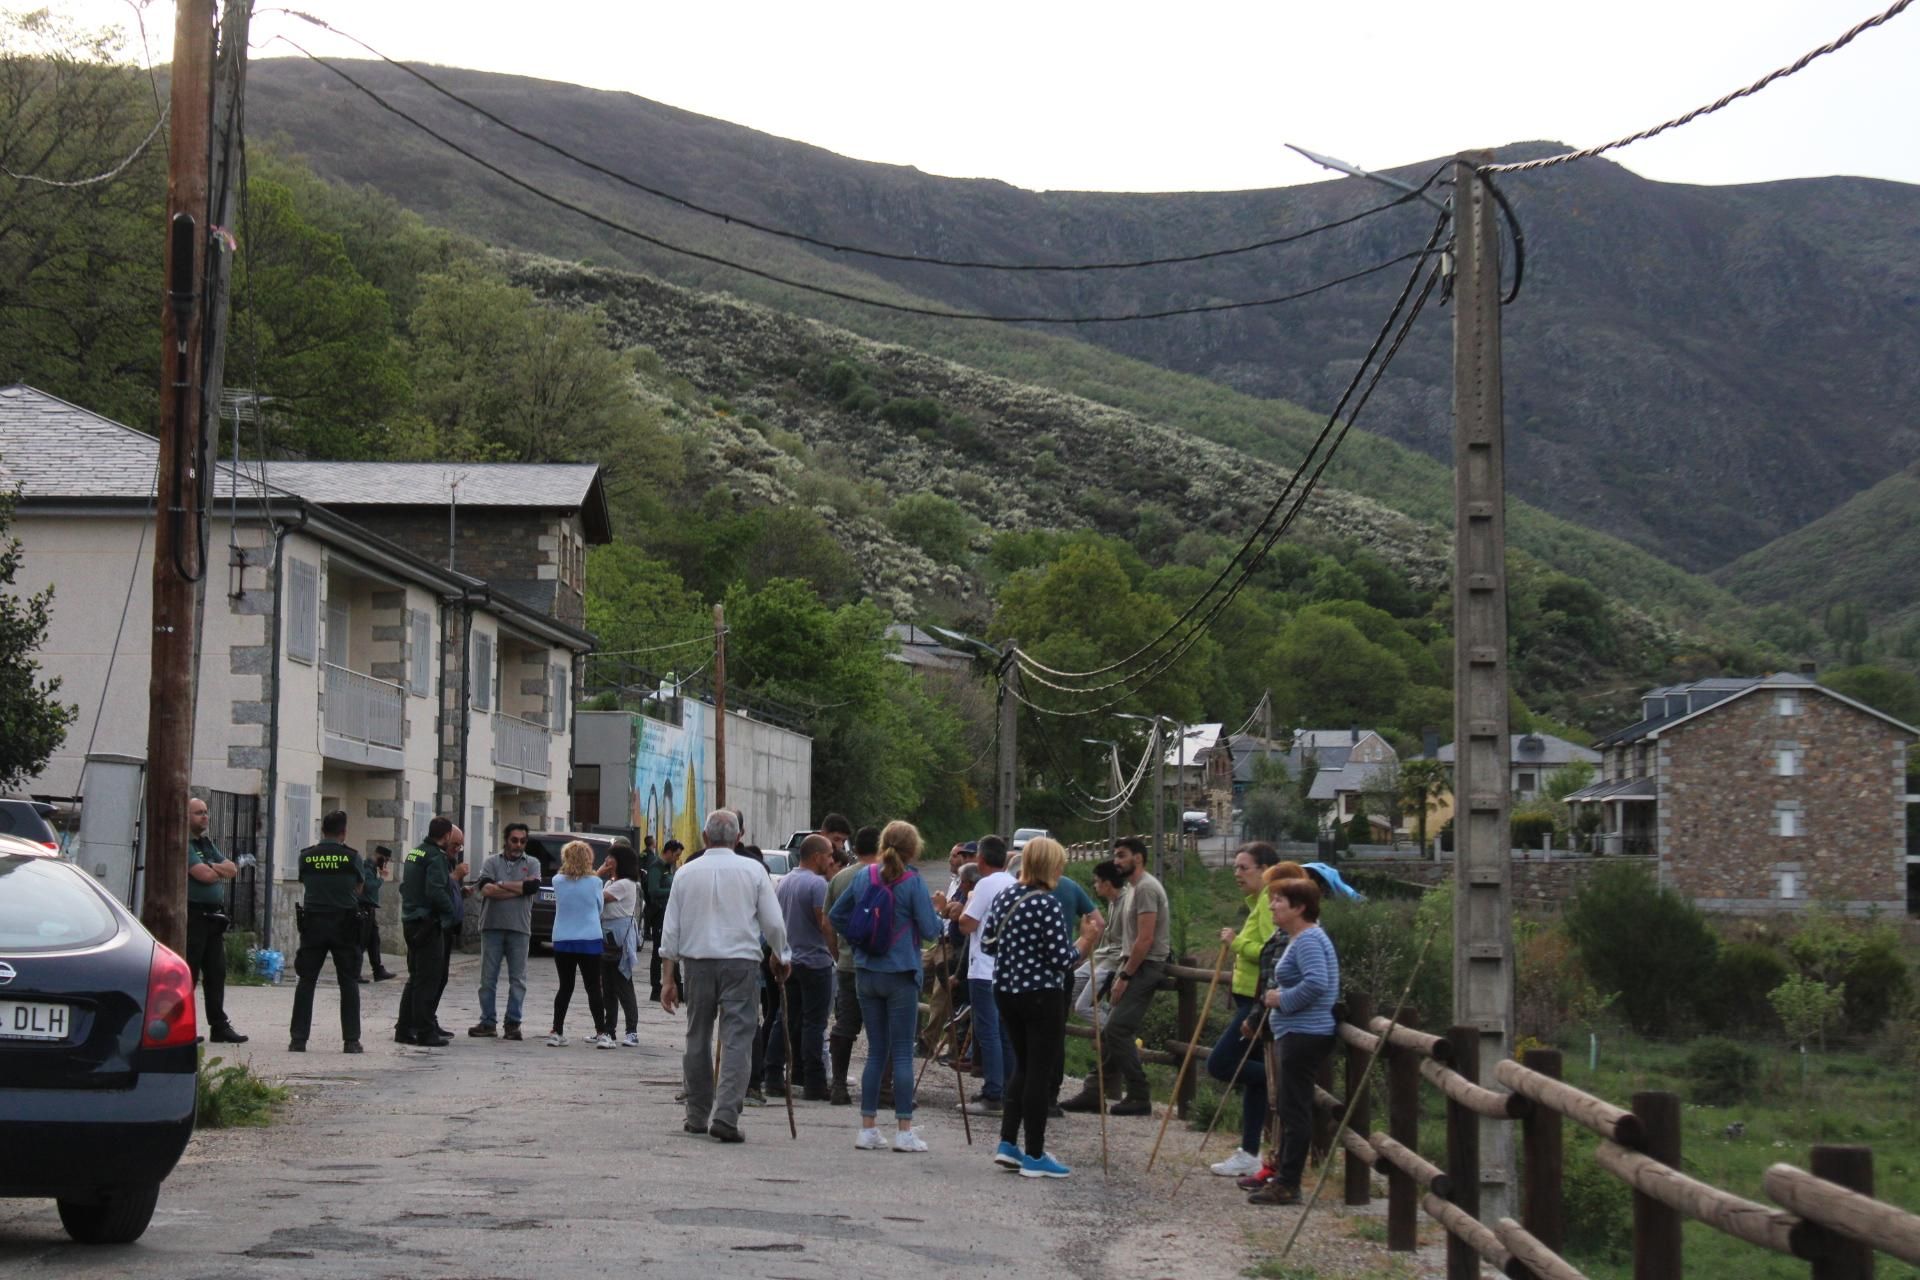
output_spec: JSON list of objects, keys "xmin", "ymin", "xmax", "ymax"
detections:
[
  {"xmin": 1284, "ymin": 143, "xmax": 1451, "ymax": 215},
  {"xmin": 1082, "ymin": 737, "xmax": 1121, "ymax": 850}
]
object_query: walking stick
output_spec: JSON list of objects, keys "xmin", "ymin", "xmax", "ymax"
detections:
[
  {"xmin": 1170, "ymin": 1017, "xmax": 1262, "ymax": 1200},
  {"xmin": 952, "ymin": 1020, "xmax": 974, "ymax": 1146},
  {"xmin": 1090, "ymin": 987, "xmax": 1110, "ymax": 1176},
  {"xmin": 1147, "ymin": 940, "xmax": 1230, "ymax": 1171},
  {"xmin": 777, "ymin": 973, "xmax": 797, "ymax": 1139},
  {"xmin": 916, "ymin": 1005, "xmax": 970, "ymax": 1094}
]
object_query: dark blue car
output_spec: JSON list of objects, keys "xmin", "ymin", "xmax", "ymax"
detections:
[{"xmin": 0, "ymin": 844, "xmax": 198, "ymax": 1243}]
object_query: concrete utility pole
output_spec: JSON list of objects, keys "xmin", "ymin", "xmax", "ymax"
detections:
[
  {"xmin": 1450, "ymin": 153, "xmax": 1516, "ymax": 1222},
  {"xmin": 141, "ymin": 0, "xmax": 216, "ymax": 957},
  {"xmin": 711, "ymin": 603, "xmax": 727, "ymax": 810},
  {"xmin": 995, "ymin": 648, "xmax": 1018, "ymax": 838}
]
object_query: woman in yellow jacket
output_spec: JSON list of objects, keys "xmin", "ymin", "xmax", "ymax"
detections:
[{"xmin": 1203, "ymin": 843, "xmax": 1293, "ymax": 1178}]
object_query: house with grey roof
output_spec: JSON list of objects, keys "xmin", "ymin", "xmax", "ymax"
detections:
[
  {"xmin": 1436, "ymin": 731, "xmax": 1600, "ymax": 803},
  {"xmin": 0, "ymin": 385, "xmax": 596, "ymax": 945},
  {"xmin": 1565, "ymin": 672, "xmax": 1914, "ymax": 915},
  {"xmin": 1198, "ymin": 726, "xmax": 1397, "ymax": 836}
]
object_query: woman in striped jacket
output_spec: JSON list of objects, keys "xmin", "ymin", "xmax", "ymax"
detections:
[{"xmin": 1250, "ymin": 875, "xmax": 1339, "ymax": 1206}]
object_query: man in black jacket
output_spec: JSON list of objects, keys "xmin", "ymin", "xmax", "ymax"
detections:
[
  {"xmin": 394, "ymin": 817, "xmax": 463, "ymax": 1046},
  {"xmin": 288, "ymin": 810, "xmax": 367, "ymax": 1052}
]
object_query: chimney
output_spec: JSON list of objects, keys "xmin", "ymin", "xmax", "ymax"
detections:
[
  {"xmin": 1423, "ymin": 729, "xmax": 1441, "ymax": 759},
  {"xmin": 1798, "ymin": 661, "xmax": 1817, "ymax": 676},
  {"xmin": 1350, "ymin": 725, "xmax": 1360, "ymax": 744}
]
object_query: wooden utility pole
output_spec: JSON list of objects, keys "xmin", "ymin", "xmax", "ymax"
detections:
[
  {"xmin": 1450, "ymin": 153, "xmax": 1516, "ymax": 1218},
  {"xmin": 711, "ymin": 602, "xmax": 727, "ymax": 810},
  {"xmin": 995, "ymin": 647, "xmax": 1018, "ymax": 837},
  {"xmin": 141, "ymin": 0, "xmax": 216, "ymax": 957}
]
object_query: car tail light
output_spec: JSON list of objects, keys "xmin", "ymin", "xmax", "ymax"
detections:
[{"xmin": 141, "ymin": 941, "xmax": 197, "ymax": 1049}]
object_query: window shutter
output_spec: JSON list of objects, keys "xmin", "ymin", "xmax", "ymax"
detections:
[
  {"xmin": 285, "ymin": 783, "xmax": 312, "ymax": 862},
  {"xmin": 470, "ymin": 805, "xmax": 488, "ymax": 857},
  {"xmin": 552, "ymin": 664, "xmax": 568, "ymax": 733},
  {"xmin": 409, "ymin": 610, "xmax": 431, "ymax": 696},
  {"xmin": 287, "ymin": 560, "xmax": 318, "ymax": 663},
  {"xmin": 412, "ymin": 801, "xmax": 432, "ymax": 845},
  {"xmin": 473, "ymin": 631, "xmax": 492, "ymax": 711}
]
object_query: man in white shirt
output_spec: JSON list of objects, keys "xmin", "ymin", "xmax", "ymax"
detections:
[
  {"xmin": 661, "ymin": 809, "xmax": 791, "ymax": 1143},
  {"xmin": 948, "ymin": 834, "xmax": 1016, "ymax": 1114}
]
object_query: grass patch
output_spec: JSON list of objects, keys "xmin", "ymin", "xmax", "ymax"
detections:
[
  {"xmin": 223, "ymin": 929, "xmax": 268, "ymax": 986},
  {"xmin": 197, "ymin": 1050, "xmax": 289, "ymax": 1128}
]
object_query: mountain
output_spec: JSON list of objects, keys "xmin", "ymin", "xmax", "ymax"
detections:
[{"xmin": 244, "ymin": 58, "xmax": 1920, "ymax": 575}]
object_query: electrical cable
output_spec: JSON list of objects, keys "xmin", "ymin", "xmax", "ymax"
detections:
[
  {"xmin": 590, "ymin": 631, "xmax": 722, "ymax": 659},
  {"xmin": 1035, "ymin": 720, "xmax": 1159, "ymax": 813},
  {"xmin": 271, "ymin": 10, "xmax": 1443, "ymax": 277},
  {"xmin": 1010, "ymin": 209, "xmax": 1451, "ymax": 691},
  {"xmin": 279, "ymin": 38, "xmax": 1434, "ymax": 327},
  {"xmin": 1007, "ymin": 252, "xmax": 1444, "ymax": 719},
  {"xmin": 1, "ymin": 103, "xmax": 169, "ymax": 187},
  {"xmin": 1484, "ymin": 0, "xmax": 1913, "ymax": 175}
]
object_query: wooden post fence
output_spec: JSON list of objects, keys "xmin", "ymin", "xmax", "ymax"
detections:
[
  {"xmin": 1522, "ymin": 1047, "xmax": 1566, "ymax": 1254},
  {"xmin": 1387, "ymin": 1008, "xmax": 1422, "ymax": 1252},
  {"xmin": 1447, "ymin": 1025, "xmax": 1483, "ymax": 1280},
  {"xmin": 1343, "ymin": 993, "xmax": 1374, "ymax": 1207}
]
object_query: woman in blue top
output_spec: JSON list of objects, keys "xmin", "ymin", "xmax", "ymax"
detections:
[
  {"xmin": 546, "ymin": 840, "xmax": 606, "ymax": 1047},
  {"xmin": 1253, "ymin": 875, "xmax": 1340, "ymax": 1205},
  {"xmin": 827, "ymin": 819, "xmax": 941, "ymax": 1153}
]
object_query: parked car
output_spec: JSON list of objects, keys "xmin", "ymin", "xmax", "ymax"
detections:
[
  {"xmin": 0, "ymin": 798, "xmax": 59, "ymax": 852},
  {"xmin": 524, "ymin": 830, "xmax": 619, "ymax": 949},
  {"xmin": 0, "ymin": 843, "xmax": 198, "ymax": 1243},
  {"xmin": 1180, "ymin": 810, "xmax": 1212, "ymax": 836},
  {"xmin": 1010, "ymin": 827, "xmax": 1049, "ymax": 853}
]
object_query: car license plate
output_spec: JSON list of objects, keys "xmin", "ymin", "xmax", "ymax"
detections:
[
  {"xmin": 538, "ymin": 888, "xmax": 555, "ymax": 903},
  {"xmin": 0, "ymin": 999, "xmax": 71, "ymax": 1041}
]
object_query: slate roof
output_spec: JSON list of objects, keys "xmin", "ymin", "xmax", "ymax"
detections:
[
  {"xmin": 1563, "ymin": 776, "xmax": 1656, "ymax": 803},
  {"xmin": 261, "ymin": 460, "xmax": 612, "ymax": 543},
  {"xmin": 1308, "ymin": 760, "xmax": 1396, "ymax": 802},
  {"xmin": 1436, "ymin": 732, "xmax": 1600, "ymax": 766}
]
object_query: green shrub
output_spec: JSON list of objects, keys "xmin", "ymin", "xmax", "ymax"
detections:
[
  {"xmin": 1510, "ymin": 804, "xmax": 1559, "ymax": 849},
  {"xmin": 1683, "ymin": 1036, "xmax": 1760, "ymax": 1106},
  {"xmin": 885, "ymin": 493, "xmax": 979, "ymax": 565},
  {"xmin": 1841, "ymin": 927, "xmax": 1913, "ymax": 1035},
  {"xmin": 1704, "ymin": 940, "xmax": 1791, "ymax": 1033},
  {"xmin": 878, "ymin": 396, "xmax": 943, "ymax": 432},
  {"xmin": 197, "ymin": 1051, "xmax": 289, "ymax": 1128},
  {"xmin": 1564, "ymin": 863, "xmax": 1718, "ymax": 1035},
  {"xmin": 1345, "ymin": 809, "xmax": 1371, "ymax": 843},
  {"xmin": 1562, "ymin": 1138, "xmax": 1633, "ymax": 1264},
  {"xmin": 223, "ymin": 929, "xmax": 266, "ymax": 985}
]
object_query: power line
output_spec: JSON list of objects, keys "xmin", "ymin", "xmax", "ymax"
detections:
[
  {"xmin": 1010, "ymin": 209, "xmax": 1453, "ymax": 694},
  {"xmin": 1, "ymin": 103, "xmax": 169, "ymax": 187},
  {"xmin": 1485, "ymin": 0, "xmax": 1914, "ymax": 175},
  {"xmin": 279, "ymin": 38, "xmax": 1435, "ymax": 327},
  {"xmin": 274, "ymin": 10, "xmax": 1441, "ymax": 277},
  {"xmin": 590, "ymin": 631, "xmax": 721, "ymax": 660}
]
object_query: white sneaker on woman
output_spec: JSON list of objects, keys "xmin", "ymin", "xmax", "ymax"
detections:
[
  {"xmin": 1211, "ymin": 1149, "xmax": 1261, "ymax": 1177},
  {"xmin": 546, "ymin": 1033, "xmax": 568, "ymax": 1047},
  {"xmin": 620, "ymin": 1031, "xmax": 640, "ymax": 1048},
  {"xmin": 891, "ymin": 1129, "xmax": 929, "ymax": 1154},
  {"xmin": 855, "ymin": 1127, "xmax": 887, "ymax": 1151},
  {"xmin": 594, "ymin": 1033, "xmax": 617, "ymax": 1049}
]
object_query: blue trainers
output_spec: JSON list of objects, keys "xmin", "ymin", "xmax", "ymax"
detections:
[
  {"xmin": 993, "ymin": 1141, "xmax": 1023, "ymax": 1169},
  {"xmin": 1019, "ymin": 1151, "xmax": 1071, "ymax": 1179}
]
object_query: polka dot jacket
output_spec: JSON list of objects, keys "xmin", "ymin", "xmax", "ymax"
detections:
[{"xmin": 979, "ymin": 886, "xmax": 1081, "ymax": 994}]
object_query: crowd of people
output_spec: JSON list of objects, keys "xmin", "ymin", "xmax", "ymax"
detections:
[{"xmin": 184, "ymin": 795, "xmax": 1343, "ymax": 1195}]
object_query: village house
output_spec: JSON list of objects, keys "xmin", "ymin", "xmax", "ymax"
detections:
[
  {"xmin": 1197, "ymin": 726, "xmax": 1399, "ymax": 838},
  {"xmin": 1564, "ymin": 672, "xmax": 1913, "ymax": 915},
  {"xmin": 1423, "ymin": 731, "xmax": 1603, "ymax": 839},
  {"xmin": 0, "ymin": 385, "xmax": 598, "ymax": 946}
]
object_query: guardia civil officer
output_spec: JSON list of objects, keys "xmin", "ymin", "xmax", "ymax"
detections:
[
  {"xmin": 395, "ymin": 816, "xmax": 462, "ymax": 1046},
  {"xmin": 186, "ymin": 795, "xmax": 247, "ymax": 1043},
  {"xmin": 288, "ymin": 809, "xmax": 368, "ymax": 1053}
]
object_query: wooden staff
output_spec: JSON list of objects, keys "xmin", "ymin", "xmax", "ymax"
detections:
[
  {"xmin": 777, "ymin": 973, "xmax": 796, "ymax": 1139},
  {"xmin": 1147, "ymin": 940, "xmax": 1230, "ymax": 1171},
  {"xmin": 917, "ymin": 1005, "xmax": 970, "ymax": 1094},
  {"xmin": 1091, "ymin": 984, "xmax": 1110, "ymax": 1176},
  {"xmin": 953, "ymin": 1023, "xmax": 974, "ymax": 1146},
  {"xmin": 1171, "ymin": 1017, "xmax": 1263, "ymax": 1200}
]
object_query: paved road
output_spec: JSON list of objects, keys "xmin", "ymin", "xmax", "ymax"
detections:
[{"xmin": 0, "ymin": 949, "xmax": 1399, "ymax": 1279}]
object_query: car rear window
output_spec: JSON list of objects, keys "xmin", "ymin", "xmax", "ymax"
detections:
[
  {"xmin": 0, "ymin": 802, "xmax": 55, "ymax": 843},
  {"xmin": 0, "ymin": 856, "xmax": 120, "ymax": 952},
  {"xmin": 524, "ymin": 835, "xmax": 611, "ymax": 876}
]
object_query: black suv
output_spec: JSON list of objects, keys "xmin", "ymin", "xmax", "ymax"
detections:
[{"xmin": 520, "ymin": 831, "xmax": 618, "ymax": 949}]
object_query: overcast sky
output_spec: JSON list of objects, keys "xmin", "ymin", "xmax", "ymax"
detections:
[{"xmin": 52, "ymin": 0, "xmax": 1920, "ymax": 193}]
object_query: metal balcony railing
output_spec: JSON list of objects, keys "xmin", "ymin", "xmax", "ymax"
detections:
[
  {"xmin": 324, "ymin": 664, "xmax": 404, "ymax": 750},
  {"xmin": 492, "ymin": 712, "xmax": 552, "ymax": 778}
]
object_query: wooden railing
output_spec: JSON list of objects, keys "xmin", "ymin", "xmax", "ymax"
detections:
[{"xmin": 1300, "ymin": 991, "xmax": 1920, "ymax": 1280}]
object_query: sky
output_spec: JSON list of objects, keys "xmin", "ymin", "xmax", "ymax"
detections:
[{"xmin": 46, "ymin": 0, "xmax": 1920, "ymax": 193}]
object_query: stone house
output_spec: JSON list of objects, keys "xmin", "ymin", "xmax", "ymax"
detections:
[
  {"xmin": 1198, "ymin": 727, "xmax": 1398, "ymax": 836},
  {"xmin": 0, "ymin": 385, "xmax": 596, "ymax": 945},
  {"xmin": 1565, "ymin": 672, "xmax": 1913, "ymax": 915}
]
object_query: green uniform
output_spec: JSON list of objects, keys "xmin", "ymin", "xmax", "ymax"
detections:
[
  {"xmin": 360, "ymin": 859, "xmax": 384, "ymax": 908},
  {"xmin": 298, "ymin": 840, "xmax": 366, "ymax": 912},
  {"xmin": 187, "ymin": 834, "xmax": 229, "ymax": 906},
  {"xmin": 401, "ymin": 839, "xmax": 457, "ymax": 928},
  {"xmin": 639, "ymin": 851, "xmax": 674, "ymax": 914}
]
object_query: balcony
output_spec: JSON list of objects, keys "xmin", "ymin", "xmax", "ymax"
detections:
[
  {"xmin": 492, "ymin": 711, "xmax": 553, "ymax": 788},
  {"xmin": 323, "ymin": 664, "xmax": 405, "ymax": 769}
]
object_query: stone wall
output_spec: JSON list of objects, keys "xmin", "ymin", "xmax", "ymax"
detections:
[
  {"xmin": 1661, "ymin": 692, "xmax": 1907, "ymax": 914},
  {"xmin": 1354, "ymin": 855, "xmax": 1651, "ymax": 909},
  {"xmin": 351, "ymin": 510, "xmax": 586, "ymax": 628}
]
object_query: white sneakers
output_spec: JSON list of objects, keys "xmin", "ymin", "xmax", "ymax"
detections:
[
  {"xmin": 1211, "ymin": 1148, "xmax": 1261, "ymax": 1177},
  {"xmin": 891, "ymin": 1129, "xmax": 928, "ymax": 1154},
  {"xmin": 620, "ymin": 1031, "xmax": 640, "ymax": 1048},
  {"xmin": 855, "ymin": 1127, "xmax": 888, "ymax": 1151},
  {"xmin": 593, "ymin": 1033, "xmax": 617, "ymax": 1049},
  {"xmin": 546, "ymin": 1033, "xmax": 568, "ymax": 1047}
]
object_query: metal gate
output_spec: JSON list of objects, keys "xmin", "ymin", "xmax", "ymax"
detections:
[{"xmin": 209, "ymin": 790, "xmax": 262, "ymax": 933}]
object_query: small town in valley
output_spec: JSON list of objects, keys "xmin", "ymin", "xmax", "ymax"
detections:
[{"xmin": 1, "ymin": 3, "xmax": 1917, "ymax": 1277}]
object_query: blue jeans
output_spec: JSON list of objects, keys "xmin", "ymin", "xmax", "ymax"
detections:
[
  {"xmin": 477, "ymin": 929, "xmax": 530, "ymax": 1027},
  {"xmin": 856, "ymin": 969, "xmax": 921, "ymax": 1120},
  {"xmin": 1207, "ymin": 994, "xmax": 1268, "ymax": 1156},
  {"xmin": 968, "ymin": 977, "xmax": 1016, "ymax": 1101}
]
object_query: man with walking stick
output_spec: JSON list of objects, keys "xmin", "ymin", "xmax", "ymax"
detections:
[{"xmin": 1062, "ymin": 836, "xmax": 1167, "ymax": 1115}]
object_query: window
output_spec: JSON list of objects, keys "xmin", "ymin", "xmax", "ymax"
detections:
[
  {"xmin": 1775, "ymin": 867, "xmax": 1801, "ymax": 899},
  {"xmin": 1516, "ymin": 771, "xmax": 1537, "ymax": 796},
  {"xmin": 1776, "ymin": 693, "xmax": 1800, "ymax": 717},
  {"xmin": 286, "ymin": 559, "xmax": 318, "ymax": 663},
  {"xmin": 470, "ymin": 805, "xmax": 488, "ymax": 858},
  {"xmin": 551, "ymin": 664, "xmax": 569, "ymax": 734},
  {"xmin": 472, "ymin": 631, "xmax": 492, "ymax": 711},
  {"xmin": 412, "ymin": 801, "xmax": 432, "ymax": 846},
  {"xmin": 284, "ymin": 783, "xmax": 312, "ymax": 860},
  {"xmin": 1776, "ymin": 743, "xmax": 1800, "ymax": 777},
  {"xmin": 1774, "ymin": 802, "xmax": 1801, "ymax": 838},
  {"xmin": 409, "ymin": 610, "xmax": 432, "ymax": 697}
]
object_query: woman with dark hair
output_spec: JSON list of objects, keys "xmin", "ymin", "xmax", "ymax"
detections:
[
  {"xmin": 1249, "ymin": 876, "xmax": 1340, "ymax": 1206},
  {"xmin": 596, "ymin": 842, "xmax": 642, "ymax": 1048},
  {"xmin": 1203, "ymin": 842, "xmax": 1284, "ymax": 1179}
]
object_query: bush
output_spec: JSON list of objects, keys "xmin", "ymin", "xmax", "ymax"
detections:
[
  {"xmin": 877, "ymin": 396, "xmax": 943, "ymax": 432},
  {"xmin": 1562, "ymin": 1137, "xmax": 1632, "ymax": 1264},
  {"xmin": 1345, "ymin": 809, "xmax": 1371, "ymax": 843},
  {"xmin": 1510, "ymin": 804, "xmax": 1559, "ymax": 849},
  {"xmin": 1703, "ymin": 940, "xmax": 1791, "ymax": 1033},
  {"xmin": 1841, "ymin": 927, "xmax": 1913, "ymax": 1035},
  {"xmin": 1514, "ymin": 924, "xmax": 1611, "ymax": 1044},
  {"xmin": 197, "ymin": 1050, "xmax": 289, "ymax": 1128},
  {"xmin": 1683, "ymin": 1037, "xmax": 1760, "ymax": 1106},
  {"xmin": 223, "ymin": 929, "xmax": 265, "ymax": 985},
  {"xmin": 1564, "ymin": 863, "xmax": 1718, "ymax": 1035}
]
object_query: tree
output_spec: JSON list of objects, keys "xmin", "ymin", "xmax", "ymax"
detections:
[
  {"xmin": 583, "ymin": 544, "xmax": 704, "ymax": 660},
  {"xmin": 1268, "ymin": 612, "xmax": 1408, "ymax": 728},
  {"xmin": 1564, "ymin": 864, "xmax": 1719, "ymax": 1035},
  {"xmin": 1396, "ymin": 758, "xmax": 1452, "ymax": 856},
  {"xmin": 1820, "ymin": 664, "xmax": 1920, "ymax": 727},
  {"xmin": 1769, "ymin": 974, "xmax": 1847, "ymax": 1053},
  {"xmin": 0, "ymin": 488, "xmax": 76, "ymax": 787},
  {"xmin": 886, "ymin": 492, "xmax": 979, "ymax": 566}
]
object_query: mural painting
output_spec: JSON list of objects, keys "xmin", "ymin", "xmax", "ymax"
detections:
[{"xmin": 628, "ymin": 700, "xmax": 708, "ymax": 851}]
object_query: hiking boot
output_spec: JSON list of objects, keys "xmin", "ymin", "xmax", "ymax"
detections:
[
  {"xmin": 709, "ymin": 1119, "xmax": 744, "ymax": 1143},
  {"xmin": 1108, "ymin": 1095, "xmax": 1151, "ymax": 1117},
  {"xmin": 1058, "ymin": 1085, "xmax": 1102, "ymax": 1113},
  {"xmin": 503, "ymin": 1024, "xmax": 523, "ymax": 1041},
  {"xmin": 802, "ymin": 1085, "xmax": 831, "ymax": 1102},
  {"xmin": 467, "ymin": 1023, "xmax": 498, "ymax": 1038},
  {"xmin": 1247, "ymin": 1181, "xmax": 1302, "ymax": 1206},
  {"xmin": 830, "ymin": 1081, "xmax": 852, "ymax": 1106}
]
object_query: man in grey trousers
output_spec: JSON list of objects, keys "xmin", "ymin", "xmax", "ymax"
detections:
[{"xmin": 660, "ymin": 809, "xmax": 790, "ymax": 1143}]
